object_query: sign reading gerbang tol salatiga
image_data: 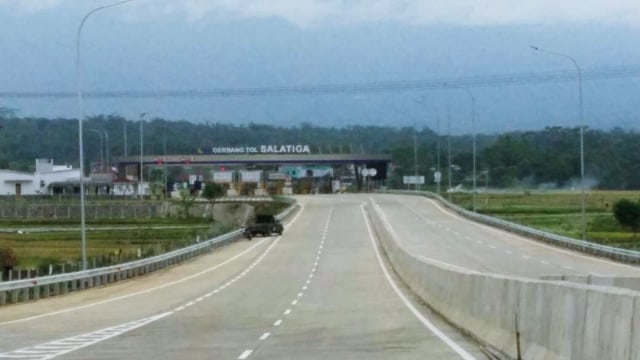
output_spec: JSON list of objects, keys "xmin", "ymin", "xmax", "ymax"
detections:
[{"xmin": 211, "ymin": 145, "xmax": 311, "ymax": 155}]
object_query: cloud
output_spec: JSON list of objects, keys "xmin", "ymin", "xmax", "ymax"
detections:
[
  {"xmin": 0, "ymin": 0, "xmax": 65, "ymax": 12},
  {"xmin": 3, "ymin": 0, "xmax": 640, "ymax": 27},
  {"xmin": 131, "ymin": 0, "xmax": 640, "ymax": 27}
]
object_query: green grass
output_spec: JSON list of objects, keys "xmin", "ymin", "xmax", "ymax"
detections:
[
  {"xmin": 1, "ymin": 224, "xmax": 230, "ymax": 268},
  {"xmin": 0, "ymin": 198, "xmax": 292, "ymax": 270}
]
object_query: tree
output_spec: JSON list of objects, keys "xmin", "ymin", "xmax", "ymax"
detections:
[
  {"xmin": 179, "ymin": 189, "xmax": 197, "ymax": 219},
  {"xmin": 0, "ymin": 247, "xmax": 18, "ymax": 280},
  {"xmin": 612, "ymin": 199, "xmax": 640, "ymax": 234},
  {"xmin": 201, "ymin": 182, "xmax": 226, "ymax": 219},
  {"xmin": 202, "ymin": 182, "xmax": 225, "ymax": 202}
]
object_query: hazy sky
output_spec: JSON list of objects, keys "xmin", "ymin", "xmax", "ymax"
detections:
[{"xmin": 1, "ymin": 0, "xmax": 639, "ymax": 133}]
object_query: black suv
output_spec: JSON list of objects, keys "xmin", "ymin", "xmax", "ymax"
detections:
[{"xmin": 244, "ymin": 214, "xmax": 284, "ymax": 239}]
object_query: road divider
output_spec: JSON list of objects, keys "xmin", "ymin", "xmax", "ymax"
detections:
[
  {"xmin": 0, "ymin": 202, "xmax": 300, "ymax": 306},
  {"xmin": 367, "ymin": 196, "xmax": 640, "ymax": 360}
]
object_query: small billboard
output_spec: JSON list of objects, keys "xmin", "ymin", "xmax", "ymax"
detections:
[
  {"xmin": 240, "ymin": 171, "xmax": 262, "ymax": 183},
  {"xmin": 403, "ymin": 176, "xmax": 425, "ymax": 185},
  {"xmin": 213, "ymin": 172, "xmax": 233, "ymax": 183}
]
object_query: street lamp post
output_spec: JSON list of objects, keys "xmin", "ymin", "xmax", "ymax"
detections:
[
  {"xmin": 445, "ymin": 84, "xmax": 477, "ymax": 212},
  {"xmin": 163, "ymin": 122, "xmax": 168, "ymax": 200},
  {"xmin": 435, "ymin": 108, "xmax": 441, "ymax": 194},
  {"xmin": 415, "ymin": 96, "xmax": 441, "ymax": 194},
  {"xmin": 531, "ymin": 46, "xmax": 586, "ymax": 240},
  {"xmin": 88, "ymin": 129, "xmax": 104, "ymax": 172},
  {"xmin": 413, "ymin": 126, "xmax": 418, "ymax": 191},
  {"xmin": 447, "ymin": 106, "xmax": 452, "ymax": 202},
  {"xmin": 76, "ymin": 0, "xmax": 136, "ymax": 270},
  {"xmin": 103, "ymin": 130, "xmax": 109, "ymax": 174},
  {"xmin": 139, "ymin": 112, "xmax": 145, "ymax": 198}
]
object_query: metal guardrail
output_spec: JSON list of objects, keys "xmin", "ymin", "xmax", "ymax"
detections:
[
  {"xmin": 0, "ymin": 202, "xmax": 299, "ymax": 306},
  {"xmin": 381, "ymin": 190, "xmax": 640, "ymax": 264}
]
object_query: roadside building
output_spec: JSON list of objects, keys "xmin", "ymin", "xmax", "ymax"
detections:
[{"xmin": 0, "ymin": 159, "xmax": 83, "ymax": 196}]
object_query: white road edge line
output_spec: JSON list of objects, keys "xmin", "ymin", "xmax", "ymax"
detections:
[
  {"xmin": 422, "ymin": 196, "xmax": 640, "ymax": 271},
  {"xmin": 0, "ymin": 205, "xmax": 307, "ymax": 327},
  {"xmin": 360, "ymin": 203, "xmax": 478, "ymax": 360}
]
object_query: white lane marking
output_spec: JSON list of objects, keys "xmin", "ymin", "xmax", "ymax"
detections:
[
  {"xmin": 540, "ymin": 260, "xmax": 549, "ymax": 265},
  {"xmin": 291, "ymin": 300, "xmax": 298, "ymax": 306},
  {"xmin": 302, "ymin": 286, "xmax": 307, "ymax": 290},
  {"xmin": 259, "ymin": 332, "xmax": 271, "ymax": 341},
  {"xmin": 297, "ymin": 292, "xmax": 303, "ymax": 297},
  {"xmin": 361, "ymin": 204, "xmax": 478, "ymax": 360},
  {"xmin": 173, "ymin": 306, "xmax": 185, "ymax": 312},
  {"xmin": 0, "ymin": 312, "xmax": 172, "ymax": 360},
  {"xmin": 0, "ymin": 206, "xmax": 307, "ymax": 327},
  {"xmin": 563, "ymin": 266, "xmax": 573, "ymax": 270},
  {"xmin": 273, "ymin": 319, "xmax": 283, "ymax": 327},
  {"xmin": 185, "ymin": 301, "xmax": 195, "ymax": 307},
  {"xmin": 371, "ymin": 200, "xmax": 476, "ymax": 274},
  {"xmin": 489, "ymin": 245, "xmax": 497, "ymax": 250},
  {"xmin": 505, "ymin": 250, "xmax": 512, "ymax": 255},
  {"xmin": 423, "ymin": 197, "xmax": 640, "ymax": 271},
  {"xmin": 522, "ymin": 255, "xmax": 531, "ymax": 260},
  {"xmin": 238, "ymin": 349, "xmax": 253, "ymax": 359},
  {"xmin": 306, "ymin": 280, "xmax": 311, "ymax": 285},
  {"xmin": 196, "ymin": 297, "xmax": 204, "ymax": 302},
  {"xmin": 284, "ymin": 309, "xmax": 292, "ymax": 315}
]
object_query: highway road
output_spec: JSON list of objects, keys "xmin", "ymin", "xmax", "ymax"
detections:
[
  {"xmin": 371, "ymin": 193, "xmax": 640, "ymax": 278},
  {"xmin": 0, "ymin": 195, "xmax": 487, "ymax": 360}
]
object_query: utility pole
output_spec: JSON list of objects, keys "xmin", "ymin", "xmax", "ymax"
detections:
[
  {"xmin": 414, "ymin": 126, "xmax": 418, "ymax": 191},
  {"xmin": 139, "ymin": 112, "xmax": 145, "ymax": 199}
]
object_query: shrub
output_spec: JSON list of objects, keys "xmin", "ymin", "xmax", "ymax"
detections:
[{"xmin": 612, "ymin": 199, "xmax": 640, "ymax": 234}]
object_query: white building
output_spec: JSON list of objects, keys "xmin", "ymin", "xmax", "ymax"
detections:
[{"xmin": 0, "ymin": 159, "xmax": 84, "ymax": 196}]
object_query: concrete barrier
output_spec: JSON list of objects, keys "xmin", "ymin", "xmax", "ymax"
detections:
[
  {"xmin": 541, "ymin": 274, "xmax": 640, "ymax": 293},
  {"xmin": 367, "ymin": 198, "xmax": 640, "ymax": 360}
]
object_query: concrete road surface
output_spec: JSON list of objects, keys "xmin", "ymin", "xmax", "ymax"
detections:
[
  {"xmin": 370, "ymin": 193, "xmax": 640, "ymax": 278},
  {"xmin": 0, "ymin": 195, "xmax": 486, "ymax": 360}
]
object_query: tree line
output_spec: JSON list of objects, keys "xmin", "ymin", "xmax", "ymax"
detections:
[{"xmin": 0, "ymin": 113, "xmax": 639, "ymax": 190}]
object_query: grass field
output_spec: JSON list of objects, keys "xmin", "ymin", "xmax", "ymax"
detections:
[
  {"xmin": 1, "ymin": 220, "xmax": 229, "ymax": 270},
  {"xmin": 447, "ymin": 190, "xmax": 640, "ymax": 249},
  {"xmin": 0, "ymin": 199, "xmax": 289, "ymax": 272}
]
